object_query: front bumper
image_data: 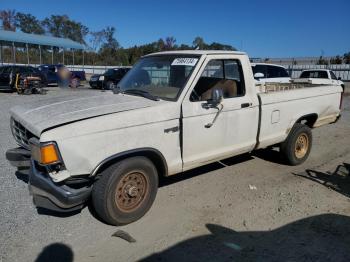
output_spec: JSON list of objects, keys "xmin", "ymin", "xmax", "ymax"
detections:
[{"xmin": 6, "ymin": 148, "xmax": 92, "ymax": 212}]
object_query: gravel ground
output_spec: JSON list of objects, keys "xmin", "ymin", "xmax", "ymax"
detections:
[{"xmin": 0, "ymin": 87, "xmax": 350, "ymax": 262}]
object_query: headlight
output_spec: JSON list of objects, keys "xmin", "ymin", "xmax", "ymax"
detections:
[
  {"xmin": 99, "ymin": 75, "xmax": 105, "ymax": 81},
  {"xmin": 30, "ymin": 140, "xmax": 62, "ymax": 165}
]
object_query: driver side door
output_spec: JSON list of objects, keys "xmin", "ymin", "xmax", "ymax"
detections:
[{"xmin": 181, "ymin": 56, "xmax": 259, "ymax": 171}]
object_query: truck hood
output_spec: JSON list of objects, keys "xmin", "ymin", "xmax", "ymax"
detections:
[{"xmin": 10, "ymin": 92, "xmax": 158, "ymax": 137}]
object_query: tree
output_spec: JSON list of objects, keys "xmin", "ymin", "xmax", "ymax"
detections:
[
  {"xmin": 193, "ymin": 36, "xmax": 205, "ymax": 49},
  {"xmin": 42, "ymin": 15, "xmax": 88, "ymax": 44},
  {"xmin": 164, "ymin": 36, "xmax": 176, "ymax": 50},
  {"xmin": 178, "ymin": 44, "xmax": 192, "ymax": 50},
  {"xmin": 344, "ymin": 52, "xmax": 350, "ymax": 64},
  {"xmin": 208, "ymin": 42, "xmax": 236, "ymax": 50},
  {"xmin": 90, "ymin": 30, "xmax": 105, "ymax": 52},
  {"xmin": 101, "ymin": 26, "xmax": 119, "ymax": 50},
  {"xmin": 15, "ymin": 12, "xmax": 44, "ymax": 34},
  {"xmin": 156, "ymin": 38, "xmax": 165, "ymax": 51},
  {"xmin": 0, "ymin": 9, "xmax": 16, "ymax": 31},
  {"xmin": 330, "ymin": 55, "xmax": 343, "ymax": 65},
  {"xmin": 317, "ymin": 56, "xmax": 329, "ymax": 65}
]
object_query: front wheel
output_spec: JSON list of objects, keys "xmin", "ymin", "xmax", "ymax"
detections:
[
  {"xmin": 280, "ymin": 123, "xmax": 312, "ymax": 165},
  {"xmin": 92, "ymin": 157, "xmax": 158, "ymax": 225}
]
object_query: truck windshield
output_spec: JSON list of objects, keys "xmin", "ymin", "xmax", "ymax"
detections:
[{"xmin": 117, "ymin": 55, "xmax": 199, "ymax": 100}]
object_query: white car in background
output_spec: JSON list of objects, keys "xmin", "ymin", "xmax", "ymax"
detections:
[
  {"xmin": 294, "ymin": 69, "xmax": 345, "ymax": 89},
  {"xmin": 251, "ymin": 63, "xmax": 291, "ymax": 83}
]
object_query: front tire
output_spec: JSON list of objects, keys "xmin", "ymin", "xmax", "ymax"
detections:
[
  {"xmin": 92, "ymin": 157, "xmax": 158, "ymax": 225},
  {"xmin": 280, "ymin": 123, "xmax": 312, "ymax": 165}
]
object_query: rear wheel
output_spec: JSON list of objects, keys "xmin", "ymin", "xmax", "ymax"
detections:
[
  {"xmin": 92, "ymin": 157, "xmax": 158, "ymax": 225},
  {"xmin": 280, "ymin": 123, "xmax": 312, "ymax": 165}
]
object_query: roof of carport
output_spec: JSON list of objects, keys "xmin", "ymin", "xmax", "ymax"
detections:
[{"xmin": 0, "ymin": 30, "xmax": 85, "ymax": 49}]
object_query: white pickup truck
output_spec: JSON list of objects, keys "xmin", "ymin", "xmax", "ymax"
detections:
[
  {"xmin": 6, "ymin": 51, "xmax": 343, "ymax": 225},
  {"xmin": 293, "ymin": 69, "xmax": 345, "ymax": 90}
]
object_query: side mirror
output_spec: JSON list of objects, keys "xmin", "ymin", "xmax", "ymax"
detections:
[
  {"xmin": 254, "ymin": 72, "xmax": 264, "ymax": 79},
  {"xmin": 210, "ymin": 88, "xmax": 223, "ymax": 105},
  {"xmin": 338, "ymin": 77, "xmax": 342, "ymax": 80}
]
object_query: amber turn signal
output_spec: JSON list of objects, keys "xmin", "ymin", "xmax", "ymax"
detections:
[{"xmin": 40, "ymin": 144, "xmax": 60, "ymax": 165}]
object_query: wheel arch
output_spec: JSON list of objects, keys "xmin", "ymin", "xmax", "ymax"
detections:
[
  {"xmin": 90, "ymin": 148, "xmax": 168, "ymax": 178},
  {"xmin": 295, "ymin": 113, "xmax": 318, "ymax": 128}
]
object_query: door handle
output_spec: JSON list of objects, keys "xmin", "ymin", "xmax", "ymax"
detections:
[{"xmin": 241, "ymin": 103, "xmax": 251, "ymax": 108}]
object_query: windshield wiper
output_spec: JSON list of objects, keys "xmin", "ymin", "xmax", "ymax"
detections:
[{"xmin": 120, "ymin": 89, "xmax": 160, "ymax": 101}]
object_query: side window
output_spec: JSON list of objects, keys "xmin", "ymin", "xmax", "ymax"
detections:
[
  {"xmin": 330, "ymin": 71, "xmax": 337, "ymax": 80},
  {"xmin": 267, "ymin": 66, "xmax": 288, "ymax": 78},
  {"xmin": 201, "ymin": 60, "xmax": 223, "ymax": 78},
  {"xmin": 318, "ymin": 71, "xmax": 328, "ymax": 79},
  {"xmin": 190, "ymin": 59, "xmax": 245, "ymax": 102},
  {"xmin": 300, "ymin": 71, "xmax": 310, "ymax": 78},
  {"xmin": 277, "ymin": 67, "xmax": 289, "ymax": 77}
]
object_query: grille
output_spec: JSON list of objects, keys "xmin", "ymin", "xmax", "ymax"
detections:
[{"xmin": 10, "ymin": 118, "xmax": 36, "ymax": 149}]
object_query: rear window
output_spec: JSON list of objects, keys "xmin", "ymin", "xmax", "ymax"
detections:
[{"xmin": 300, "ymin": 71, "xmax": 328, "ymax": 79}]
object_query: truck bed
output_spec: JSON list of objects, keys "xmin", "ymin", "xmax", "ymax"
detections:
[{"xmin": 256, "ymin": 83, "xmax": 342, "ymax": 149}]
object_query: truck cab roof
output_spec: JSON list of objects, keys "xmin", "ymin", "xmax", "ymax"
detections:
[{"xmin": 144, "ymin": 50, "xmax": 247, "ymax": 57}]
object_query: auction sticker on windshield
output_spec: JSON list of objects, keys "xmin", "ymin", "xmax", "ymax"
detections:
[{"xmin": 172, "ymin": 58, "xmax": 198, "ymax": 66}]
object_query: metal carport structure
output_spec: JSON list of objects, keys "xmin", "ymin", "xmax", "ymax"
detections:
[{"xmin": 0, "ymin": 29, "xmax": 86, "ymax": 65}]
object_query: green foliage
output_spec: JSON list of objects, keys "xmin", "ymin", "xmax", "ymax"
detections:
[
  {"xmin": 193, "ymin": 36, "xmax": 205, "ymax": 49},
  {"xmin": 0, "ymin": 9, "xmax": 16, "ymax": 31},
  {"xmin": 192, "ymin": 36, "xmax": 236, "ymax": 51},
  {"xmin": 344, "ymin": 52, "xmax": 350, "ymax": 64},
  {"xmin": 100, "ymin": 26, "xmax": 119, "ymax": 50},
  {"xmin": 15, "ymin": 12, "xmax": 44, "ymax": 34},
  {"xmin": 330, "ymin": 55, "xmax": 343, "ymax": 65},
  {"xmin": 42, "ymin": 15, "xmax": 89, "ymax": 44},
  {"xmin": 317, "ymin": 56, "xmax": 329, "ymax": 65}
]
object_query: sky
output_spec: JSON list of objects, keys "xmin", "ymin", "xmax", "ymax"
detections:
[{"xmin": 1, "ymin": 0, "xmax": 349, "ymax": 58}]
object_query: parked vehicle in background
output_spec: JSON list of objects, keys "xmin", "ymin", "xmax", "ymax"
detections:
[
  {"xmin": 89, "ymin": 68, "xmax": 131, "ymax": 90},
  {"xmin": 6, "ymin": 51, "xmax": 343, "ymax": 226},
  {"xmin": 15, "ymin": 75, "xmax": 45, "ymax": 95},
  {"xmin": 38, "ymin": 64, "xmax": 86, "ymax": 85},
  {"xmin": 252, "ymin": 63, "xmax": 291, "ymax": 83},
  {"xmin": 294, "ymin": 69, "xmax": 345, "ymax": 89},
  {"xmin": 0, "ymin": 65, "xmax": 47, "ymax": 91}
]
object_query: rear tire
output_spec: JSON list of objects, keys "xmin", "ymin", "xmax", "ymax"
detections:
[
  {"xmin": 280, "ymin": 123, "xmax": 312, "ymax": 165},
  {"xmin": 92, "ymin": 157, "xmax": 158, "ymax": 226}
]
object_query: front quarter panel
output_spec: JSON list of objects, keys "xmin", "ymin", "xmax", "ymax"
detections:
[{"xmin": 40, "ymin": 102, "xmax": 182, "ymax": 182}]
